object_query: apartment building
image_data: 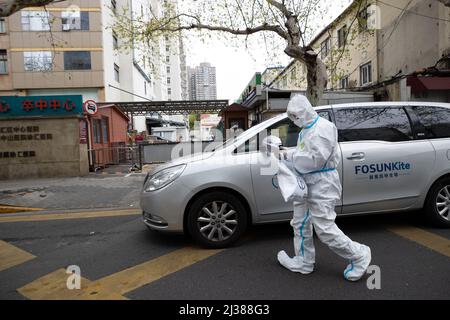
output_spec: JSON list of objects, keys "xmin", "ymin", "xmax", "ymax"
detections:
[
  {"xmin": 188, "ymin": 62, "xmax": 217, "ymax": 101},
  {"xmin": 0, "ymin": 0, "xmax": 188, "ymax": 110},
  {"xmin": 270, "ymin": 0, "xmax": 450, "ymax": 102}
]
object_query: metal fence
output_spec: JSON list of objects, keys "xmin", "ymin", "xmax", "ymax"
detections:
[
  {"xmin": 88, "ymin": 145, "xmax": 143, "ymax": 171},
  {"xmin": 88, "ymin": 141, "xmax": 224, "ymax": 171}
]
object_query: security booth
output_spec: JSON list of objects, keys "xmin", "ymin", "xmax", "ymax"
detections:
[
  {"xmin": 85, "ymin": 103, "xmax": 130, "ymax": 170},
  {"xmin": 219, "ymin": 103, "xmax": 249, "ymax": 131},
  {"xmin": 0, "ymin": 95, "xmax": 89, "ymax": 180}
]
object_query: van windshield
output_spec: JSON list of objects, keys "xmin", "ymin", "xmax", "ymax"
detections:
[{"xmin": 213, "ymin": 113, "xmax": 287, "ymax": 151}]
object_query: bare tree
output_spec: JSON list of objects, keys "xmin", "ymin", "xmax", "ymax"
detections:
[
  {"xmin": 114, "ymin": 0, "xmax": 371, "ymax": 106},
  {"xmin": 0, "ymin": 0, "xmax": 65, "ymax": 17},
  {"xmin": 2, "ymin": 0, "xmax": 447, "ymax": 104}
]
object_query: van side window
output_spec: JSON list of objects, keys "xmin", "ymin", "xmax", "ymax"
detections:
[
  {"xmin": 334, "ymin": 107, "xmax": 414, "ymax": 142},
  {"xmin": 411, "ymin": 106, "xmax": 450, "ymax": 139},
  {"xmin": 267, "ymin": 119, "xmax": 301, "ymax": 148},
  {"xmin": 317, "ymin": 110, "xmax": 331, "ymax": 122},
  {"xmin": 267, "ymin": 111, "xmax": 331, "ymax": 148}
]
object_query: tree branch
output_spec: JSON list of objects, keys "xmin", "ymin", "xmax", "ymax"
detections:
[
  {"xmin": 0, "ymin": 0, "xmax": 66, "ymax": 17},
  {"xmin": 162, "ymin": 22, "xmax": 288, "ymax": 39},
  {"xmin": 266, "ymin": 0, "xmax": 292, "ymax": 18}
]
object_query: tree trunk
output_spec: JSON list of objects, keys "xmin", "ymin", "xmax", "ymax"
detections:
[{"xmin": 304, "ymin": 56, "xmax": 327, "ymax": 107}]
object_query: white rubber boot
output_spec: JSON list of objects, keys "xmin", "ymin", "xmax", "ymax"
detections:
[
  {"xmin": 343, "ymin": 245, "xmax": 372, "ymax": 281},
  {"xmin": 277, "ymin": 250, "xmax": 314, "ymax": 274}
]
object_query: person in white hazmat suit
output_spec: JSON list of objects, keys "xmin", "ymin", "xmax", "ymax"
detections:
[{"xmin": 277, "ymin": 94, "xmax": 372, "ymax": 281}]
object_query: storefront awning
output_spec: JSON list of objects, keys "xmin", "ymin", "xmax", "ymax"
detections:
[{"xmin": 407, "ymin": 77, "xmax": 450, "ymax": 94}]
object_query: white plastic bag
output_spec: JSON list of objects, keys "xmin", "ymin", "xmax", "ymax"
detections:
[
  {"xmin": 262, "ymin": 135, "xmax": 308, "ymax": 202},
  {"xmin": 277, "ymin": 160, "xmax": 308, "ymax": 203}
]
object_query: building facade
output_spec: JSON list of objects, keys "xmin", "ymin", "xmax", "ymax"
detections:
[
  {"xmin": 236, "ymin": 72, "xmax": 373, "ymax": 125},
  {"xmin": 188, "ymin": 62, "xmax": 217, "ymax": 101},
  {"xmin": 270, "ymin": 0, "xmax": 450, "ymax": 102},
  {"xmin": 0, "ymin": 0, "xmax": 188, "ymax": 131}
]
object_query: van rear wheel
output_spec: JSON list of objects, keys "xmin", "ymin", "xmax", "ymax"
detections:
[
  {"xmin": 187, "ymin": 191, "xmax": 248, "ymax": 248},
  {"xmin": 425, "ymin": 177, "xmax": 450, "ymax": 228}
]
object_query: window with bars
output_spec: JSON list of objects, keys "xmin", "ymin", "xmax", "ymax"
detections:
[
  {"xmin": 321, "ymin": 37, "xmax": 331, "ymax": 60},
  {"xmin": 102, "ymin": 117, "xmax": 109, "ymax": 143},
  {"xmin": 338, "ymin": 26, "xmax": 347, "ymax": 48},
  {"xmin": 0, "ymin": 50, "xmax": 7, "ymax": 74},
  {"xmin": 358, "ymin": 5, "xmax": 370, "ymax": 30},
  {"xmin": 24, "ymin": 51, "xmax": 53, "ymax": 71},
  {"xmin": 111, "ymin": 0, "xmax": 117, "ymax": 15},
  {"xmin": 114, "ymin": 64, "xmax": 120, "ymax": 82},
  {"xmin": 21, "ymin": 11, "xmax": 50, "ymax": 31},
  {"xmin": 0, "ymin": 19, "xmax": 6, "ymax": 33},
  {"xmin": 62, "ymin": 11, "xmax": 89, "ymax": 31},
  {"xmin": 113, "ymin": 32, "xmax": 119, "ymax": 50},
  {"xmin": 340, "ymin": 76, "xmax": 349, "ymax": 89},
  {"xmin": 360, "ymin": 62, "xmax": 372, "ymax": 86},
  {"xmin": 93, "ymin": 119, "xmax": 102, "ymax": 144},
  {"xmin": 64, "ymin": 51, "xmax": 91, "ymax": 70}
]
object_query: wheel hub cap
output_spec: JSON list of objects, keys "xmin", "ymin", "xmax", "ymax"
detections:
[
  {"xmin": 197, "ymin": 201, "xmax": 238, "ymax": 242},
  {"xmin": 436, "ymin": 185, "xmax": 450, "ymax": 221}
]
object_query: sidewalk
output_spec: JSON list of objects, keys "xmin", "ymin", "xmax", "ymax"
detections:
[{"xmin": 0, "ymin": 173, "xmax": 147, "ymax": 212}]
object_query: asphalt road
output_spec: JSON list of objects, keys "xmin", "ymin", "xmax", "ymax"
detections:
[{"xmin": 0, "ymin": 208, "xmax": 449, "ymax": 300}]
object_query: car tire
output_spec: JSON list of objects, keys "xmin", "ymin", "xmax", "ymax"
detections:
[
  {"xmin": 424, "ymin": 177, "xmax": 450, "ymax": 228},
  {"xmin": 187, "ymin": 191, "xmax": 248, "ymax": 248}
]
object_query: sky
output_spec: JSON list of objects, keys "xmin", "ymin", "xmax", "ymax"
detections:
[{"xmin": 185, "ymin": 0, "xmax": 353, "ymax": 102}]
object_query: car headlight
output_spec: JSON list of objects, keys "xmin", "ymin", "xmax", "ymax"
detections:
[{"xmin": 143, "ymin": 164, "xmax": 186, "ymax": 192}]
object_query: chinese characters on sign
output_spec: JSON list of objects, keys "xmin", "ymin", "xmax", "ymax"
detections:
[
  {"xmin": 0, "ymin": 126, "xmax": 53, "ymax": 142},
  {"xmin": 369, "ymin": 173, "xmax": 399, "ymax": 180},
  {"xmin": 0, "ymin": 95, "xmax": 83, "ymax": 118},
  {"xmin": 0, "ymin": 151, "xmax": 36, "ymax": 159},
  {"xmin": 0, "ymin": 126, "xmax": 53, "ymax": 160},
  {"xmin": 79, "ymin": 120, "xmax": 87, "ymax": 144},
  {"xmin": 21, "ymin": 99, "xmax": 76, "ymax": 112}
]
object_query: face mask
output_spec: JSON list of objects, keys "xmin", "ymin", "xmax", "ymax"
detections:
[
  {"xmin": 287, "ymin": 112, "xmax": 296, "ymax": 122},
  {"xmin": 293, "ymin": 119, "xmax": 304, "ymax": 128}
]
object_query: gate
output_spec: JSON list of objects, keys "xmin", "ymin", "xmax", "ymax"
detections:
[{"xmin": 88, "ymin": 144, "xmax": 143, "ymax": 172}]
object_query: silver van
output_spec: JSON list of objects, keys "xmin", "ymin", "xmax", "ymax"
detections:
[{"xmin": 140, "ymin": 102, "xmax": 450, "ymax": 248}]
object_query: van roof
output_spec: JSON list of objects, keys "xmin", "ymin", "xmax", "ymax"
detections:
[{"xmin": 316, "ymin": 101, "xmax": 450, "ymax": 110}]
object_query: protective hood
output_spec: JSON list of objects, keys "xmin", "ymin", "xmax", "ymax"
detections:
[{"xmin": 287, "ymin": 95, "xmax": 318, "ymax": 128}]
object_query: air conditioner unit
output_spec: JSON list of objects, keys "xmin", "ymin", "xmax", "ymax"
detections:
[{"xmin": 62, "ymin": 24, "xmax": 71, "ymax": 31}]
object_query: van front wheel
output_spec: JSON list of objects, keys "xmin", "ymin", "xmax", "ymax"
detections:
[
  {"xmin": 187, "ymin": 192, "xmax": 248, "ymax": 248},
  {"xmin": 425, "ymin": 177, "xmax": 450, "ymax": 228}
]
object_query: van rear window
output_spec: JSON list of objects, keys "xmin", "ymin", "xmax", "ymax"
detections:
[{"xmin": 412, "ymin": 106, "xmax": 450, "ymax": 139}]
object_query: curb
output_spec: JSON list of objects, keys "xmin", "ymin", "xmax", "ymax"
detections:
[
  {"xmin": 0, "ymin": 206, "xmax": 140, "ymax": 217},
  {"xmin": 0, "ymin": 204, "xmax": 43, "ymax": 214}
]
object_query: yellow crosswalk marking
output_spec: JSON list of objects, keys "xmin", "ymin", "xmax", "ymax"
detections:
[
  {"xmin": 18, "ymin": 269, "xmax": 93, "ymax": 300},
  {"xmin": 387, "ymin": 225, "xmax": 450, "ymax": 258},
  {"xmin": 0, "ymin": 209, "xmax": 141, "ymax": 224},
  {"xmin": 82, "ymin": 247, "xmax": 224, "ymax": 298},
  {"xmin": 0, "ymin": 240, "xmax": 35, "ymax": 272},
  {"xmin": 18, "ymin": 247, "xmax": 224, "ymax": 300}
]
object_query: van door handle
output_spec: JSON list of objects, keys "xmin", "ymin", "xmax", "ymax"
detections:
[{"xmin": 346, "ymin": 152, "xmax": 365, "ymax": 160}]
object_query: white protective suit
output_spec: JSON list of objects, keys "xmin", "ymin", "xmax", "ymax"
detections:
[{"xmin": 277, "ymin": 95, "xmax": 372, "ymax": 281}]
